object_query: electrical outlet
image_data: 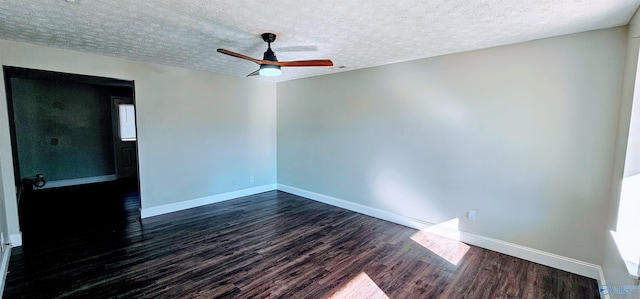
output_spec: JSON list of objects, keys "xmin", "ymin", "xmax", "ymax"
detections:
[
  {"xmin": 467, "ymin": 210, "xmax": 477, "ymax": 220},
  {"xmin": 250, "ymin": 176, "xmax": 254, "ymax": 183}
]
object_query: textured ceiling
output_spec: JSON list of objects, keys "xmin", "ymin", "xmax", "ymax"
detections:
[{"xmin": 0, "ymin": 0, "xmax": 638, "ymax": 82}]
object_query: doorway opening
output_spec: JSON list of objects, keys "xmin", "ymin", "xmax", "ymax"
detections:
[{"xmin": 3, "ymin": 66, "xmax": 140, "ymax": 248}]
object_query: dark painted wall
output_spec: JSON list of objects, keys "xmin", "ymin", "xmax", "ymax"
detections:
[{"xmin": 11, "ymin": 78, "xmax": 132, "ymax": 182}]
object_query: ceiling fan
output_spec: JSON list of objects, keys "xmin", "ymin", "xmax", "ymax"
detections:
[{"xmin": 217, "ymin": 33, "xmax": 333, "ymax": 77}]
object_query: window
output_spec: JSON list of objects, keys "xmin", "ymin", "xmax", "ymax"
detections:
[
  {"xmin": 613, "ymin": 48, "xmax": 640, "ymax": 279},
  {"xmin": 118, "ymin": 104, "xmax": 137, "ymax": 141}
]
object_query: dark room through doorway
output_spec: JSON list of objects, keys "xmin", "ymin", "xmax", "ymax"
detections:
[{"xmin": 3, "ymin": 66, "xmax": 140, "ymax": 248}]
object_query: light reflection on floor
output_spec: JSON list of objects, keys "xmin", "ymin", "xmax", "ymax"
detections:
[
  {"xmin": 328, "ymin": 272, "xmax": 390, "ymax": 299},
  {"xmin": 328, "ymin": 219, "xmax": 472, "ymax": 298},
  {"xmin": 410, "ymin": 218, "xmax": 470, "ymax": 266}
]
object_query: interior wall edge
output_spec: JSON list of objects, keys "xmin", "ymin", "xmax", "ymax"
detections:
[
  {"xmin": 8, "ymin": 234, "xmax": 20, "ymax": 247},
  {"xmin": 0, "ymin": 63, "xmax": 20, "ymax": 237},
  {"xmin": 0, "ymin": 246, "xmax": 12, "ymax": 299}
]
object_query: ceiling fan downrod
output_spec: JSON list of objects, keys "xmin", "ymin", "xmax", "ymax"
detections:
[{"xmin": 261, "ymin": 33, "xmax": 278, "ymax": 62}]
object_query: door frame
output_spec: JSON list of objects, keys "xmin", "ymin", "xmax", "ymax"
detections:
[{"xmin": 111, "ymin": 96, "xmax": 139, "ymax": 179}]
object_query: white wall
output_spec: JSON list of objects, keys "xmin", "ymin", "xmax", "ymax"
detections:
[
  {"xmin": 0, "ymin": 39, "xmax": 277, "ymax": 236},
  {"xmin": 278, "ymin": 27, "xmax": 627, "ymax": 265}
]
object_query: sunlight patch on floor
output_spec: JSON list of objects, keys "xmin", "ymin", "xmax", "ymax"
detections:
[
  {"xmin": 328, "ymin": 272, "xmax": 389, "ymax": 299},
  {"xmin": 411, "ymin": 218, "xmax": 470, "ymax": 265}
]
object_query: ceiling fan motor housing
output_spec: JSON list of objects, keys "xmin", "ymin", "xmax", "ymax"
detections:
[{"xmin": 263, "ymin": 48, "xmax": 278, "ymax": 62}]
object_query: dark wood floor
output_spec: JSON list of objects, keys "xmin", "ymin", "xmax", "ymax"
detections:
[{"xmin": 5, "ymin": 185, "xmax": 599, "ymax": 298}]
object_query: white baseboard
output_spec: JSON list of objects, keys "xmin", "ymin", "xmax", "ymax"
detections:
[
  {"xmin": 456, "ymin": 227, "xmax": 603, "ymax": 280},
  {"xmin": 9, "ymin": 234, "xmax": 21, "ymax": 247},
  {"xmin": 277, "ymin": 184, "xmax": 604, "ymax": 281},
  {"xmin": 141, "ymin": 184, "xmax": 277, "ymax": 218},
  {"xmin": 42, "ymin": 174, "xmax": 117, "ymax": 189},
  {"xmin": 0, "ymin": 246, "xmax": 11, "ymax": 299}
]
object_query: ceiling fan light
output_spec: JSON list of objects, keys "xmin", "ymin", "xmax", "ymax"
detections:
[{"xmin": 259, "ymin": 64, "xmax": 281, "ymax": 76}]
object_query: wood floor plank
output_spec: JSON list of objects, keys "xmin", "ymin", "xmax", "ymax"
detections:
[{"xmin": 5, "ymin": 182, "xmax": 600, "ymax": 298}]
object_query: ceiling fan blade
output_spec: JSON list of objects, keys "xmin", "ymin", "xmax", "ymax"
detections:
[
  {"xmin": 275, "ymin": 59, "xmax": 334, "ymax": 67},
  {"xmin": 246, "ymin": 69, "xmax": 260, "ymax": 77},
  {"xmin": 217, "ymin": 49, "xmax": 261, "ymax": 64}
]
